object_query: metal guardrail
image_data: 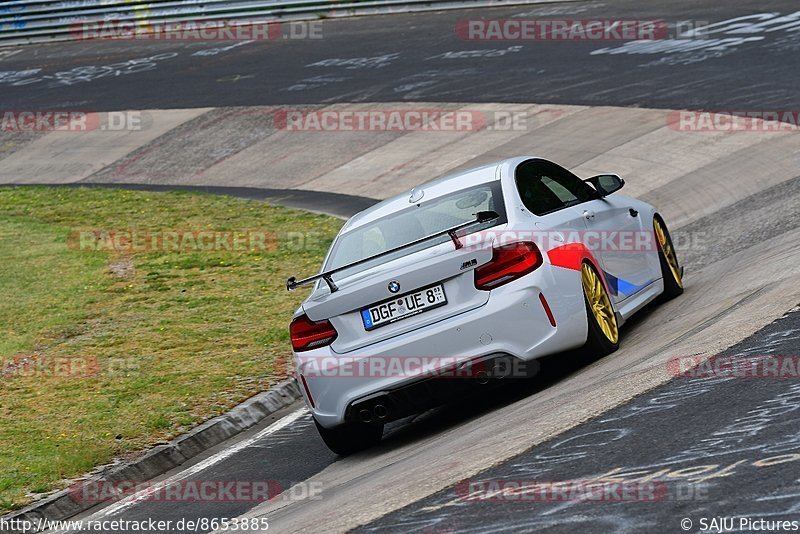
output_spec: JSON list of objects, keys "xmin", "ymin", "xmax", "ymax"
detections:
[{"xmin": 0, "ymin": 0, "xmax": 553, "ymax": 46}]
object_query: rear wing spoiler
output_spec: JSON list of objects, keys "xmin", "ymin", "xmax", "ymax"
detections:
[{"xmin": 286, "ymin": 211, "xmax": 499, "ymax": 293}]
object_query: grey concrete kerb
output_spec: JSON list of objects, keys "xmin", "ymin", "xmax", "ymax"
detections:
[{"xmin": 1, "ymin": 380, "xmax": 302, "ymax": 533}]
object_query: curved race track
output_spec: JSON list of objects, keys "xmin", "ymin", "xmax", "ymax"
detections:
[{"xmin": 1, "ymin": 0, "xmax": 799, "ymax": 532}]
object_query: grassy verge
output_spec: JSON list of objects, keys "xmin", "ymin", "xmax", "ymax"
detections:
[{"xmin": 0, "ymin": 186, "xmax": 341, "ymax": 513}]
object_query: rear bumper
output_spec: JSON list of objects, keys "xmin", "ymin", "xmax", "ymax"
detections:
[
  {"xmin": 344, "ymin": 353, "xmax": 528, "ymax": 425},
  {"xmin": 296, "ymin": 264, "xmax": 588, "ymax": 428}
]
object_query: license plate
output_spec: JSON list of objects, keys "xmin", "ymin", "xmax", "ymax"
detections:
[{"xmin": 361, "ymin": 284, "xmax": 447, "ymax": 331}]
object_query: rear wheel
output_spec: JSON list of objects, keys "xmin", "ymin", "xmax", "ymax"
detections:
[
  {"xmin": 581, "ymin": 262, "xmax": 619, "ymax": 356},
  {"xmin": 654, "ymin": 216, "xmax": 684, "ymax": 301},
  {"xmin": 314, "ymin": 419, "xmax": 383, "ymax": 456}
]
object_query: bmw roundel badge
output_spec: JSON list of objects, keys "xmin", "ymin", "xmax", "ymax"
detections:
[{"xmin": 388, "ymin": 280, "xmax": 401, "ymax": 293}]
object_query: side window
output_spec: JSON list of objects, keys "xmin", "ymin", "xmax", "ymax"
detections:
[
  {"xmin": 541, "ymin": 176, "xmax": 578, "ymax": 204},
  {"xmin": 516, "ymin": 160, "xmax": 595, "ymax": 215}
]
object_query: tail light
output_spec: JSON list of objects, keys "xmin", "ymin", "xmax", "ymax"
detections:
[
  {"xmin": 290, "ymin": 313, "xmax": 338, "ymax": 352},
  {"xmin": 474, "ymin": 241, "xmax": 542, "ymax": 290}
]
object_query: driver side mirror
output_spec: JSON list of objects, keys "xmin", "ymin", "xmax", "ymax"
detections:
[{"xmin": 586, "ymin": 174, "xmax": 625, "ymax": 197}]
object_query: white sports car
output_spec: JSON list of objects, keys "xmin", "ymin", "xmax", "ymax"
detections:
[{"xmin": 287, "ymin": 157, "xmax": 683, "ymax": 454}]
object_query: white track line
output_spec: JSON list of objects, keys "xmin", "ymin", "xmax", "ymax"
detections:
[{"xmin": 60, "ymin": 407, "xmax": 308, "ymax": 527}]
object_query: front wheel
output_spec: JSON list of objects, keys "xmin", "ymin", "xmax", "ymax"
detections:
[
  {"xmin": 581, "ymin": 262, "xmax": 619, "ymax": 357},
  {"xmin": 654, "ymin": 215, "xmax": 684, "ymax": 301},
  {"xmin": 314, "ymin": 419, "xmax": 383, "ymax": 456}
]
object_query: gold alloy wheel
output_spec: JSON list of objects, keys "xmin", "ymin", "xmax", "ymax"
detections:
[
  {"xmin": 581, "ymin": 263, "xmax": 619, "ymax": 344},
  {"xmin": 654, "ymin": 218, "xmax": 683, "ymax": 288}
]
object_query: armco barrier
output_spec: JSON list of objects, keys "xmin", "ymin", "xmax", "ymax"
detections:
[{"xmin": 0, "ymin": 0, "xmax": 563, "ymax": 47}]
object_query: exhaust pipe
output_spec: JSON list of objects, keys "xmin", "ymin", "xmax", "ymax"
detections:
[
  {"xmin": 475, "ymin": 370, "xmax": 490, "ymax": 385},
  {"xmin": 373, "ymin": 404, "xmax": 389, "ymax": 420},
  {"xmin": 359, "ymin": 409, "xmax": 373, "ymax": 423}
]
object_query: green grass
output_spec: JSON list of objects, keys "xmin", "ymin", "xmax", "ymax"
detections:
[{"xmin": 0, "ymin": 186, "xmax": 341, "ymax": 512}]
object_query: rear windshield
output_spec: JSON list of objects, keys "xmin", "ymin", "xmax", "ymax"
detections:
[{"xmin": 326, "ymin": 182, "xmax": 506, "ymax": 274}]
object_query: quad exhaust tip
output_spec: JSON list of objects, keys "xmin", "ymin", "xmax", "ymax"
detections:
[
  {"xmin": 492, "ymin": 363, "xmax": 507, "ymax": 379},
  {"xmin": 374, "ymin": 404, "xmax": 389, "ymax": 420},
  {"xmin": 358, "ymin": 405, "xmax": 389, "ymax": 423},
  {"xmin": 475, "ymin": 370, "xmax": 491, "ymax": 385}
]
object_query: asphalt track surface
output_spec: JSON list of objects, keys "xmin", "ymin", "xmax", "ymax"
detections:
[
  {"xmin": 0, "ymin": 0, "xmax": 799, "ymax": 111},
  {"xmin": 57, "ymin": 306, "xmax": 800, "ymax": 534},
  {"xmin": 360, "ymin": 308, "xmax": 800, "ymax": 533},
  {"xmin": 2, "ymin": 0, "xmax": 800, "ymax": 533}
]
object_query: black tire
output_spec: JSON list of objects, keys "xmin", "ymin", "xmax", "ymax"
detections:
[
  {"xmin": 582, "ymin": 262, "xmax": 619, "ymax": 357},
  {"xmin": 654, "ymin": 215, "xmax": 684, "ymax": 302},
  {"xmin": 314, "ymin": 419, "xmax": 383, "ymax": 456}
]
